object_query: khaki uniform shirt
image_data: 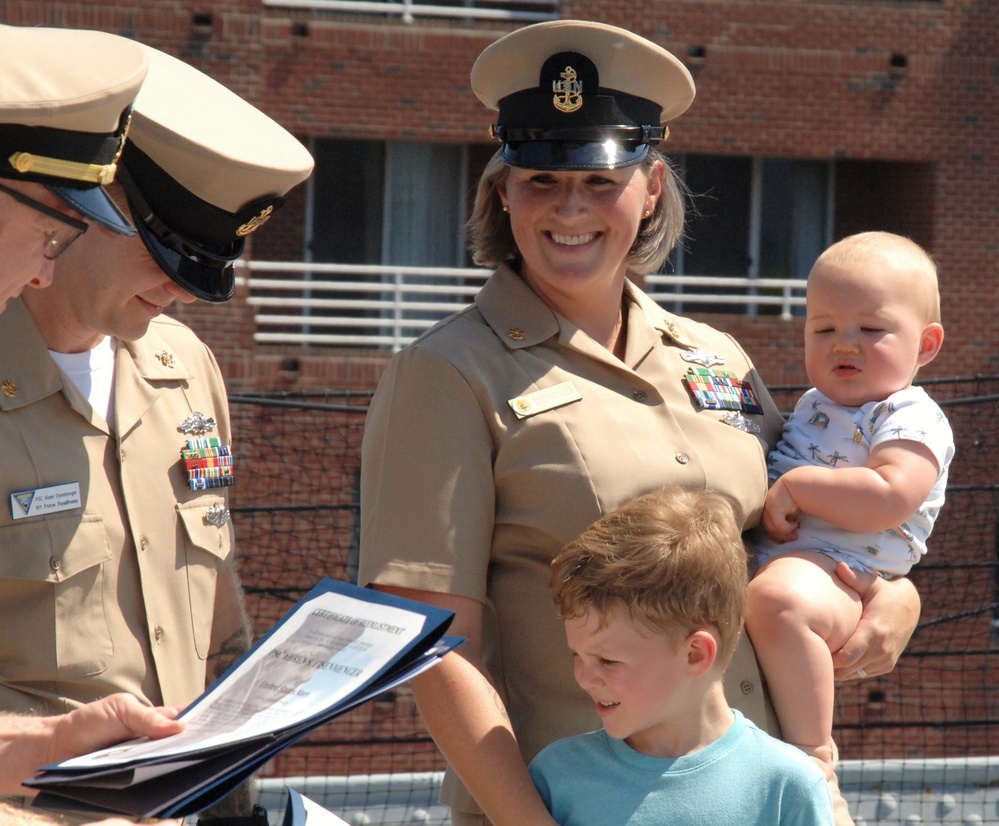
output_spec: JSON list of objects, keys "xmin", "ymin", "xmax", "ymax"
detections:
[
  {"xmin": 360, "ymin": 265, "xmax": 786, "ymax": 815},
  {"xmin": 0, "ymin": 299, "xmax": 244, "ymax": 715}
]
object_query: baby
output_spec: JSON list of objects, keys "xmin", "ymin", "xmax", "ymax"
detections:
[{"xmin": 746, "ymin": 231, "xmax": 954, "ymax": 778}]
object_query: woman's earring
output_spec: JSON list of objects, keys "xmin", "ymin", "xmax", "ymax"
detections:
[
  {"xmin": 502, "ymin": 205, "xmax": 510, "ymax": 213},
  {"xmin": 643, "ymin": 209, "xmax": 651, "ymax": 218}
]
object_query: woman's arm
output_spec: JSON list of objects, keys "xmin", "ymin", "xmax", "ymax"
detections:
[
  {"xmin": 831, "ymin": 564, "xmax": 921, "ymax": 680},
  {"xmin": 375, "ymin": 585, "xmax": 559, "ymax": 826}
]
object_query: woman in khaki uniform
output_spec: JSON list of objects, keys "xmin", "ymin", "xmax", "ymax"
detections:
[{"xmin": 360, "ymin": 21, "xmax": 921, "ymax": 826}]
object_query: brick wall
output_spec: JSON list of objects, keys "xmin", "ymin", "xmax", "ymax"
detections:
[
  {"xmin": 3, "ymin": 1, "xmax": 996, "ymax": 774},
  {"xmin": 3, "ymin": 0, "xmax": 994, "ymax": 392}
]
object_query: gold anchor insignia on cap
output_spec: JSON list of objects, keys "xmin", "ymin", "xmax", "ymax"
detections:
[
  {"xmin": 1, "ymin": 378, "xmax": 16, "ymax": 398},
  {"xmin": 236, "ymin": 205, "xmax": 274, "ymax": 237},
  {"xmin": 552, "ymin": 66, "xmax": 583, "ymax": 114},
  {"xmin": 507, "ymin": 327, "xmax": 526, "ymax": 341},
  {"xmin": 155, "ymin": 351, "xmax": 176, "ymax": 368}
]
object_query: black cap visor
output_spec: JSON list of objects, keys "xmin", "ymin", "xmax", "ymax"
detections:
[
  {"xmin": 501, "ymin": 138, "xmax": 650, "ymax": 170},
  {"xmin": 49, "ymin": 184, "xmax": 136, "ymax": 236},
  {"xmin": 493, "ymin": 58, "xmax": 666, "ymax": 171},
  {"xmin": 131, "ymin": 205, "xmax": 238, "ymax": 303},
  {"xmin": 117, "ymin": 143, "xmax": 290, "ymax": 302}
]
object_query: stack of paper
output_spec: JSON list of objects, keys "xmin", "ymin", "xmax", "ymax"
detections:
[{"xmin": 26, "ymin": 579, "xmax": 461, "ymax": 820}]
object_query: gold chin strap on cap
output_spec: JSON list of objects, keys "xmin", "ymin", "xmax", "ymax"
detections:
[{"xmin": 8, "ymin": 150, "xmax": 118, "ymax": 185}]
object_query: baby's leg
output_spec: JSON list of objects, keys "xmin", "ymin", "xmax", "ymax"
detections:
[{"xmin": 745, "ymin": 552, "xmax": 875, "ymax": 778}]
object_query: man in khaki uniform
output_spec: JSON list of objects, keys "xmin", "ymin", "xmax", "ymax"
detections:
[
  {"xmin": 0, "ymin": 23, "xmax": 147, "ymax": 313},
  {"xmin": 0, "ymin": 20, "xmax": 173, "ymax": 826},
  {"xmin": 0, "ymin": 43, "xmax": 313, "ymax": 826}
]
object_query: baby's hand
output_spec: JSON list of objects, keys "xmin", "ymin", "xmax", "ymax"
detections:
[{"xmin": 762, "ymin": 479, "xmax": 800, "ymax": 542}]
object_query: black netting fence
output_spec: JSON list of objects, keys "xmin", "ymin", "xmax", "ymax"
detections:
[{"xmin": 228, "ymin": 376, "xmax": 999, "ymax": 821}]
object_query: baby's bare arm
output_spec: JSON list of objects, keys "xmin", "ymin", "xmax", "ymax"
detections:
[{"xmin": 764, "ymin": 439, "xmax": 939, "ymax": 537}]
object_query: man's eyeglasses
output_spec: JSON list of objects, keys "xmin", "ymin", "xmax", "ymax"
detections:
[{"xmin": 0, "ymin": 181, "xmax": 89, "ymax": 259}]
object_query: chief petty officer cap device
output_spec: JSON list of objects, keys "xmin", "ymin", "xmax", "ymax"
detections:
[
  {"xmin": 118, "ymin": 44, "xmax": 315, "ymax": 303},
  {"xmin": 0, "ymin": 23, "xmax": 148, "ymax": 235},
  {"xmin": 471, "ymin": 20, "xmax": 695, "ymax": 171}
]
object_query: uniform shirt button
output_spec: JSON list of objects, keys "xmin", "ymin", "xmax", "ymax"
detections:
[
  {"xmin": 632, "ymin": 389, "xmax": 648, "ymax": 401},
  {"xmin": 139, "ymin": 536, "xmax": 148, "ymax": 550},
  {"xmin": 675, "ymin": 452, "xmax": 690, "ymax": 465},
  {"xmin": 154, "ymin": 626, "xmax": 164, "ymax": 641},
  {"xmin": 741, "ymin": 680, "xmax": 754, "ymax": 695},
  {"xmin": 49, "ymin": 557, "xmax": 62, "ymax": 572}
]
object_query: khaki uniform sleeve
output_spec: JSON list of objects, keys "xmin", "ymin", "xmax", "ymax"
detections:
[{"xmin": 360, "ymin": 344, "xmax": 497, "ymax": 601}]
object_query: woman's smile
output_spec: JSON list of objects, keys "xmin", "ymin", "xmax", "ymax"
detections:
[{"xmin": 549, "ymin": 231, "xmax": 599, "ymax": 247}]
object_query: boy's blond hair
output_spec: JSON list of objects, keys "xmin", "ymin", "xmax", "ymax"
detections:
[{"xmin": 550, "ymin": 486, "xmax": 748, "ymax": 668}]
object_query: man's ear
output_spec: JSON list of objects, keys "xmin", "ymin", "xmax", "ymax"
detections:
[
  {"xmin": 917, "ymin": 322, "xmax": 945, "ymax": 368},
  {"xmin": 686, "ymin": 629, "xmax": 718, "ymax": 678}
]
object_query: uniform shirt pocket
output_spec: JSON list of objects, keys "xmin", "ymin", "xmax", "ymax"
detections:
[
  {"xmin": 177, "ymin": 498, "xmax": 233, "ymax": 658},
  {"xmin": 0, "ymin": 515, "xmax": 113, "ymax": 681}
]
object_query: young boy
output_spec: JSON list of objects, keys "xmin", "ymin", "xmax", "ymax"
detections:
[
  {"xmin": 531, "ymin": 486, "xmax": 833, "ymax": 826},
  {"xmin": 746, "ymin": 231, "xmax": 954, "ymax": 778}
]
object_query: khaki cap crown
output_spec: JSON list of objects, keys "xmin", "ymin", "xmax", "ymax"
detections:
[
  {"xmin": 118, "ymin": 44, "xmax": 315, "ymax": 302},
  {"xmin": 0, "ymin": 23, "xmax": 147, "ymax": 187},
  {"xmin": 472, "ymin": 19, "xmax": 694, "ymax": 122},
  {"xmin": 471, "ymin": 20, "xmax": 694, "ymax": 170}
]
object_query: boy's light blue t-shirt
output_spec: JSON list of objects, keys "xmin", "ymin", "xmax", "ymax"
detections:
[{"xmin": 529, "ymin": 709, "xmax": 833, "ymax": 826}]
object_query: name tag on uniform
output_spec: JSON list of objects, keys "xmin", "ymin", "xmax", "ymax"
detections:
[
  {"xmin": 508, "ymin": 381, "xmax": 582, "ymax": 419},
  {"xmin": 10, "ymin": 482, "xmax": 83, "ymax": 520}
]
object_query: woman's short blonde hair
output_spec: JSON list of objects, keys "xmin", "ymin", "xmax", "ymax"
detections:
[
  {"xmin": 466, "ymin": 146, "xmax": 686, "ymax": 277},
  {"xmin": 550, "ymin": 486, "xmax": 748, "ymax": 668}
]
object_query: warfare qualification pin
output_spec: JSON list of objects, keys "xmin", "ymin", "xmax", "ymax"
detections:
[
  {"xmin": 721, "ymin": 411, "xmax": 762, "ymax": 434},
  {"xmin": 179, "ymin": 412, "xmax": 218, "ymax": 436},
  {"xmin": 205, "ymin": 502, "xmax": 231, "ymax": 527},
  {"xmin": 681, "ymin": 349, "xmax": 727, "ymax": 368}
]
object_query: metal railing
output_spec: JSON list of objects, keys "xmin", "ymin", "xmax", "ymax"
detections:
[
  {"xmin": 252, "ymin": 759, "xmax": 999, "ymax": 826},
  {"xmin": 262, "ymin": 0, "xmax": 557, "ymax": 24},
  {"xmin": 236, "ymin": 261, "xmax": 807, "ymax": 351}
]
